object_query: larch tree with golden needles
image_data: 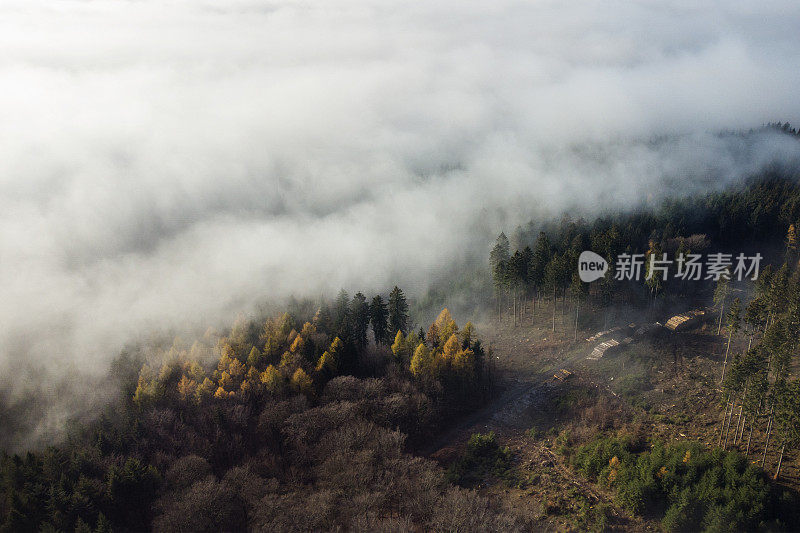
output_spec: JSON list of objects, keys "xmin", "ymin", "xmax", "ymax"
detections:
[
  {"xmin": 291, "ymin": 368, "xmax": 313, "ymax": 396},
  {"xmin": 260, "ymin": 365, "xmax": 284, "ymax": 395},
  {"xmin": 410, "ymin": 343, "xmax": 433, "ymax": 379}
]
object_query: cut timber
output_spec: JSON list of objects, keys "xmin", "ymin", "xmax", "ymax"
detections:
[
  {"xmin": 587, "ymin": 336, "xmax": 634, "ymax": 360},
  {"xmin": 553, "ymin": 369, "xmax": 572, "ymax": 382},
  {"xmin": 664, "ymin": 309, "xmax": 708, "ymax": 332},
  {"xmin": 586, "ymin": 326, "xmax": 623, "ymax": 342}
]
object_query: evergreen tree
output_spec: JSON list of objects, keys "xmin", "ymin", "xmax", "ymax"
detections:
[
  {"xmin": 350, "ymin": 292, "xmax": 370, "ymax": 349},
  {"xmin": 530, "ymin": 231, "xmax": 551, "ymax": 297},
  {"xmin": 369, "ymin": 295, "xmax": 389, "ymax": 345},
  {"xmin": 489, "ymin": 232, "xmax": 510, "ymax": 293},
  {"xmin": 720, "ymin": 297, "xmax": 741, "ymax": 384},
  {"xmin": 333, "ymin": 289, "xmax": 350, "ymax": 336},
  {"xmin": 388, "ymin": 286, "xmax": 409, "ymax": 335}
]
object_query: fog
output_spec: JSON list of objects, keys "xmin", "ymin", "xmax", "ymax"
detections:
[{"xmin": 2, "ymin": 0, "xmax": 800, "ymax": 449}]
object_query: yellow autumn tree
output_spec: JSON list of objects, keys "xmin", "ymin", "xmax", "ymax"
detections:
[
  {"xmin": 300, "ymin": 321, "xmax": 317, "ymax": 339},
  {"xmin": 290, "ymin": 335, "xmax": 304, "ymax": 354},
  {"xmin": 391, "ymin": 330, "xmax": 405, "ymax": 360},
  {"xmin": 219, "ymin": 371, "xmax": 234, "ymax": 391},
  {"xmin": 260, "ymin": 365, "xmax": 284, "ymax": 395},
  {"xmin": 247, "ymin": 346, "xmax": 262, "ymax": 367},
  {"xmin": 214, "ymin": 386, "xmax": 231, "ymax": 400},
  {"xmin": 316, "ymin": 350, "xmax": 336, "ymax": 374},
  {"xmin": 263, "ymin": 312, "xmax": 294, "ymax": 357},
  {"xmin": 133, "ymin": 365, "xmax": 163, "ymax": 408},
  {"xmin": 443, "ymin": 334, "xmax": 461, "ymax": 359},
  {"xmin": 328, "ymin": 336, "xmax": 344, "ymax": 354},
  {"xmin": 291, "ymin": 368, "xmax": 313, "ymax": 396},
  {"xmin": 435, "ymin": 309, "xmax": 458, "ymax": 344},
  {"xmin": 410, "ymin": 343, "xmax": 433, "ymax": 378},
  {"xmin": 453, "ymin": 348, "xmax": 475, "ymax": 380},
  {"xmin": 177, "ymin": 375, "xmax": 197, "ymax": 403},
  {"xmin": 426, "ymin": 322, "xmax": 440, "ymax": 348},
  {"xmin": 227, "ymin": 358, "xmax": 245, "ymax": 379},
  {"xmin": 195, "ymin": 377, "xmax": 216, "ymax": 403},
  {"xmin": 217, "ymin": 342, "xmax": 235, "ymax": 370}
]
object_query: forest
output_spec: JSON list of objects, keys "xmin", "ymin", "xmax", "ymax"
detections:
[
  {"xmin": 4, "ymin": 125, "xmax": 800, "ymax": 531},
  {"xmin": 0, "ymin": 287, "xmax": 519, "ymax": 531}
]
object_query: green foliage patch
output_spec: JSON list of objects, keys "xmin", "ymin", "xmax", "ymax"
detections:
[
  {"xmin": 447, "ymin": 432, "xmax": 514, "ymax": 486},
  {"xmin": 571, "ymin": 435, "xmax": 799, "ymax": 532}
]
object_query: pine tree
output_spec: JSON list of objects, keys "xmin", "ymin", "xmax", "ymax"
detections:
[
  {"xmin": 369, "ymin": 295, "xmax": 389, "ymax": 345},
  {"xmin": 351, "ymin": 292, "xmax": 370, "ymax": 349},
  {"xmin": 333, "ymin": 289, "xmax": 350, "ymax": 335},
  {"xmin": 388, "ymin": 286, "xmax": 409, "ymax": 335},
  {"xmin": 773, "ymin": 379, "xmax": 800, "ymax": 479},
  {"xmin": 489, "ymin": 233, "xmax": 510, "ymax": 292},
  {"xmin": 531, "ymin": 232, "xmax": 551, "ymax": 292},
  {"xmin": 720, "ymin": 297, "xmax": 741, "ymax": 384}
]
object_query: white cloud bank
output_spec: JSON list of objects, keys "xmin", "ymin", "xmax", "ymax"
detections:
[{"xmin": 2, "ymin": 0, "xmax": 800, "ymax": 447}]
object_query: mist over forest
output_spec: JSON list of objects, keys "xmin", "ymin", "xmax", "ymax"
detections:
[{"xmin": 4, "ymin": 1, "xmax": 800, "ymax": 531}]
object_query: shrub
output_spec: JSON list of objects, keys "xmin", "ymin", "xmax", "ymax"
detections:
[{"xmin": 446, "ymin": 432, "xmax": 513, "ymax": 486}]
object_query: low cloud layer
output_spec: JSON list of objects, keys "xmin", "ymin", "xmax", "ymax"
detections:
[{"xmin": 2, "ymin": 0, "xmax": 800, "ymax": 448}]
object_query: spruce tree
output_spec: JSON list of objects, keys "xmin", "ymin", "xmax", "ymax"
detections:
[
  {"xmin": 351, "ymin": 292, "xmax": 370, "ymax": 349},
  {"xmin": 369, "ymin": 295, "xmax": 389, "ymax": 345},
  {"xmin": 388, "ymin": 286, "xmax": 409, "ymax": 335}
]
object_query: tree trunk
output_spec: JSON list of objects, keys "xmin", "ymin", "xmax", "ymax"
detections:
[
  {"xmin": 733, "ymin": 405, "xmax": 743, "ymax": 446},
  {"xmin": 720, "ymin": 328, "xmax": 733, "ymax": 385},
  {"xmin": 724, "ymin": 397, "xmax": 737, "ymax": 449},
  {"xmin": 746, "ymin": 423, "xmax": 754, "ymax": 456},
  {"xmin": 574, "ymin": 301, "xmax": 579, "ymax": 341},
  {"xmin": 718, "ymin": 399, "xmax": 732, "ymax": 446},
  {"xmin": 513, "ymin": 289, "xmax": 517, "ymax": 327},
  {"xmin": 774, "ymin": 444, "xmax": 785, "ymax": 480},
  {"xmin": 737, "ymin": 414, "xmax": 746, "ymax": 445},
  {"xmin": 552, "ymin": 287, "xmax": 556, "ymax": 333},
  {"xmin": 761, "ymin": 406, "xmax": 774, "ymax": 467},
  {"xmin": 717, "ymin": 303, "xmax": 724, "ymax": 335}
]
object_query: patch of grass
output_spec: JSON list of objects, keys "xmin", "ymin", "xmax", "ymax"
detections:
[
  {"xmin": 554, "ymin": 387, "xmax": 592, "ymax": 413},
  {"xmin": 614, "ymin": 373, "xmax": 651, "ymax": 399}
]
